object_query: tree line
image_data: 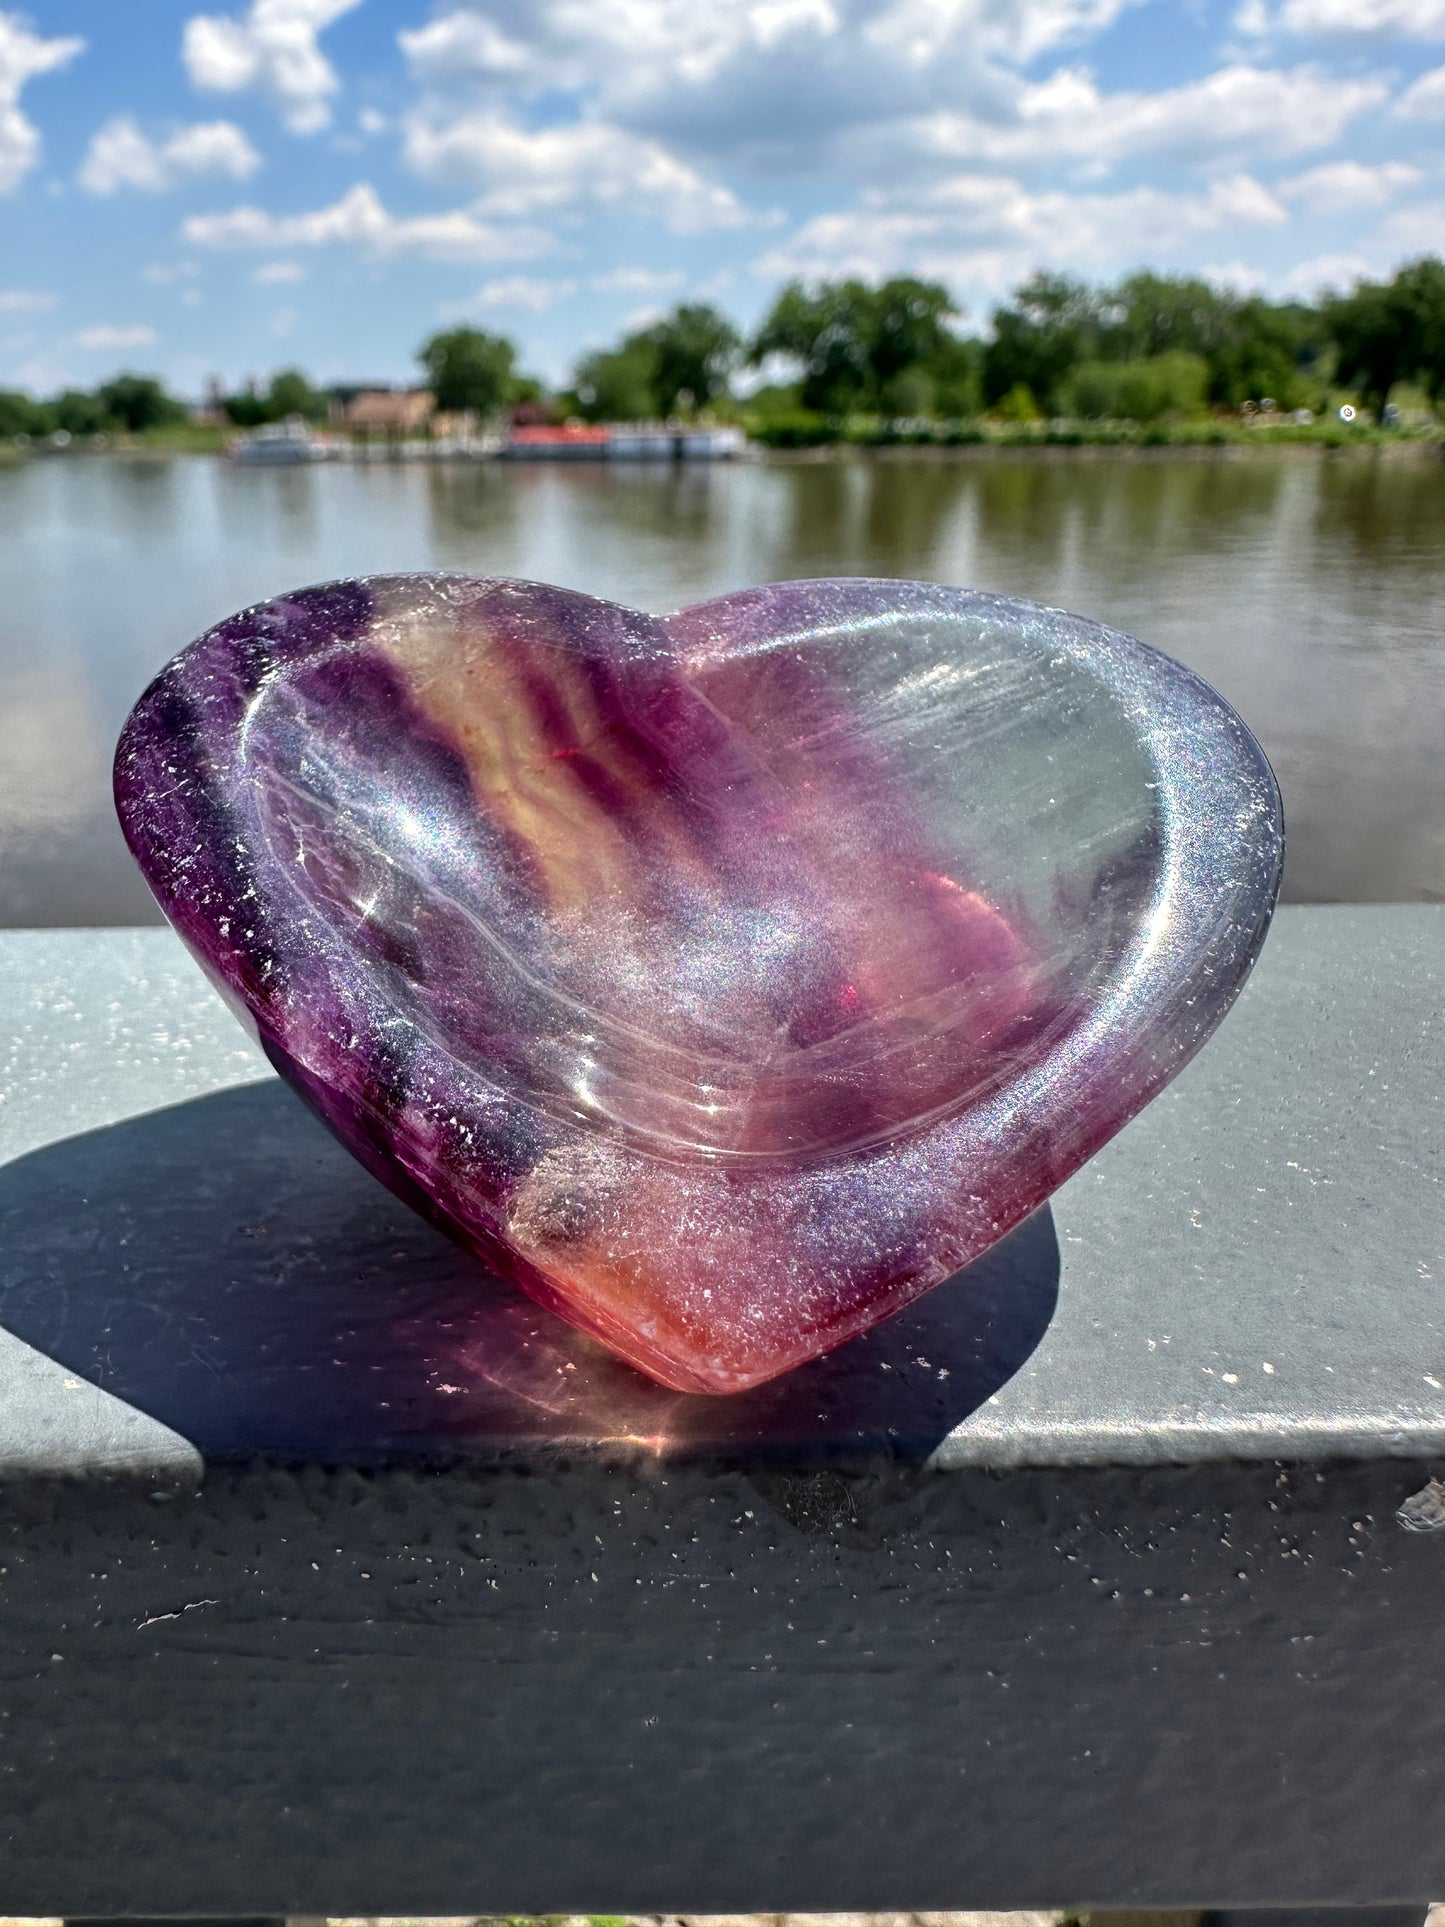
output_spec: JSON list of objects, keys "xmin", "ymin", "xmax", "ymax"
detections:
[
  {"xmin": 425, "ymin": 256, "xmax": 1445, "ymax": 430},
  {"xmin": 0, "ymin": 372, "xmax": 188, "ymax": 440},
  {"xmin": 4, "ymin": 256, "xmax": 1444, "ymax": 443}
]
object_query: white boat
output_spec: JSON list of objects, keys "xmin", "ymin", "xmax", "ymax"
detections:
[
  {"xmin": 608, "ymin": 428, "xmax": 678, "ymax": 460},
  {"xmin": 230, "ymin": 418, "xmax": 338, "ymax": 466},
  {"xmin": 678, "ymin": 425, "xmax": 747, "ymax": 459}
]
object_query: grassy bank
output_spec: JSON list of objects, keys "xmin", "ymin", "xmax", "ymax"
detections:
[
  {"xmin": 4, "ymin": 422, "xmax": 232, "ymax": 459},
  {"xmin": 125, "ymin": 421, "xmax": 232, "ymax": 454},
  {"xmin": 745, "ymin": 412, "xmax": 1443, "ymax": 451}
]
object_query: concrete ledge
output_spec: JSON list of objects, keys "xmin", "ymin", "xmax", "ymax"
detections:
[{"xmin": 1, "ymin": 1455, "xmax": 1443, "ymax": 1914}]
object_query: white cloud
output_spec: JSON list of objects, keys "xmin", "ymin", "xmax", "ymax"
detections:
[
  {"xmin": 0, "ymin": 12, "xmax": 84, "ymax": 194},
  {"xmin": 401, "ymin": 2, "xmax": 1139, "ymax": 100},
  {"xmin": 1384, "ymin": 195, "xmax": 1445, "ymax": 247},
  {"xmin": 1279, "ymin": 159, "xmax": 1421, "ymax": 208},
  {"xmin": 251, "ymin": 258, "xmax": 305, "ymax": 281},
  {"xmin": 394, "ymin": 9, "xmax": 1385, "ymax": 209},
  {"xmin": 0, "ymin": 286, "xmax": 56, "ymax": 311},
  {"xmin": 866, "ymin": 0, "xmax": 1139, "ymax": 65},
  {"xmin": 898, "ymin": 63, "xmax": 1387, "ymax": 172},
  {"xmin": 591, "ymin": 265, "xmax": 688, "ymax": 293},
  {"xmin": 400, "ymin": 11, "xmax": 537, "ymax": 84},
  {"xmin": 473, "ymin": 274, "xmax": 579, "ymax": 309},
  {"xmin": 357, "ymin": 105, "xmax": 388, "ymax": 134},
  {"xmin": 79, "ymin": 116, "xmax": 260, "ymax": 194},
  {"xmin": 144, "ymin": 260, "xmax": 201, "ymax": 284},
  {"xmin": 1203, "ymin": 247, "xmax": 1399, "ymax": 296},
  {"xmin": 182, "ymin": 179, "xmax": 552, "ymax": 260},
  {"xmin": 755, "ymin": 171, "xmax": 1288, "ymax": 295},
  {"xmin": 1243, "ymin": 0, "xmax": 1445, "ymax": 32},
  {"xmin": 404, "ymin": 110, "xmax": 756, "ymax": 231},
  {"xmin": 1197, "ymin": 258, "xmax": 1271, "ymax": 294},
  {"xmin": 399, "ymin": 2, "xmax": 844, "ymax": 96},
  {"xmin": 395, "ymin": 3, "xmax": 1149, "ymax": 173},
  {"xmin": 1279, "ymin": 250, "xmax": 1376, "ymax": 292},
  {"xmin": 1396, "ymin": 61, "xmax": 1445, "ymax": 113},
  {"xmin": 74, "ymin": 324, "xmax": 159, "ymax": 351},
  {"xmin": 183, "ymin": 0, "xmax": 360, "ymax": 134}
]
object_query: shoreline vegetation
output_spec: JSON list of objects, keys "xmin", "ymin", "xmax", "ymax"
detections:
[
  {"xmin": 3, "ymin": 415, "xmax": 1441, "ymax": 466},
  {"xmin": 4, "ymin": 258, "xmax": 1444, "ymax": 465}
]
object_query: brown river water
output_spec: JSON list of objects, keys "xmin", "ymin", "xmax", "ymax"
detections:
[{"xmin": 1, "ymin": 447, "xmax": 1441, "ymax": 924}]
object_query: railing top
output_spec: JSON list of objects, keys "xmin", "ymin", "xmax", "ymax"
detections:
[{"xmin": 0, "ymin": 905, "xmax": 1439, "ymax": 1480}]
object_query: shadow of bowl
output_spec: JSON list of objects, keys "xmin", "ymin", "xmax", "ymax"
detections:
[{"xmin": 0, "ymin": 1080, "xmax": 1059, "ymax": 1465}]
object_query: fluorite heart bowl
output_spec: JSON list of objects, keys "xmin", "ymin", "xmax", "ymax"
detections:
[{"xmin": 115, "ymin": 574, "xmax": 1283, "ymax": 1395}]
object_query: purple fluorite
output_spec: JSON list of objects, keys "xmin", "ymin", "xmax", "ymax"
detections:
[{"xmin": 115, "ymin": 575, "xmax": 1282, "ymax": 1393}]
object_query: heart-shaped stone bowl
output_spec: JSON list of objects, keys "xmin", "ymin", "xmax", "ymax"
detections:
[{"xmin": 115, "ymin": 575, "xmax": 1282, "ymax": 1395}]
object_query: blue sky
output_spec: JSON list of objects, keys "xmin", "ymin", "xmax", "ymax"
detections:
[{"xmin": 5, "ymin": 0, "xmax": 1445, "ymax": 397}]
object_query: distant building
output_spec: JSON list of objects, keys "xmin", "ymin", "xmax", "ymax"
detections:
[
  {"xmin": 340, "ymin": 387, "xmax": 435, "ymax": 435},
  {"xmin": 332, "ymin": 387, "xmax": 478, "ymax": 438},
  {"xmin": 430, "ymin": 408, "xmax": 479, "ymax": 439}
]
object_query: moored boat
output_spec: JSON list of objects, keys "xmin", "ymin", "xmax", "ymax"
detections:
[{"xmin": 230, "ymin": 419, "xmax": 339, "ymax": 466}]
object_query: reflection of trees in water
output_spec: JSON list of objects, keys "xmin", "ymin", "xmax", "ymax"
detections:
[
  {"xmin": 588, "ymin": 465, "xmax": 721, "ymax": 545},
  {"xmin": 214, "ymin": 458, "xmax": 321, "ymax": 554},
  {"xmin": 1313, "ymin": 456, "xmax": 1445, "ymax": 564},
  {"xmin": 765, "ymin": 455, "xmax": 1311, "ymax": 592},
  {"xmin": 425, "ymin": 461, "xmax": 522, "ymax": 549},
  {"xmin": 971, "ymin": 456, "xmax": 1289, "ymax": 580},
  {"xmin": 425, "ymin": 463, "xmax": 741, "ymax": 603},
  {"xmin": 778, "ymin": 463, "xmax": 863, "ymax": 575},
  {"xmin": 93, "ymin": 455, "xmax": 187, "ymax": 545},
  {"xmin": 770, "ymin": 461, "xmax": 972, "ymax": 580},
  {"xmin": 7, "ymin": 450, "xmax": 1440, "ymax": 923},
  {"xmin": 858, "ymin": 460, "xmax": 972, "ymax": 572}
]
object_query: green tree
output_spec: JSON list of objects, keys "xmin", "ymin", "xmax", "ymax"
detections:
[
  {"xmin": 636, "ymin": 302, "xmax": 741, "ymax": 414},
  {"xmin": 751, "ymin": 276, "xmax": 963, "ymax": 414},
  {"xmin": 1099, "ymin": 275, "xmax": 1327, "ymax": 408},
  {"xmin": 870, "ymin": 278, "xmax": 962, "ymax": 391},
  {"xmin": 223, "ymin": 385, "xmax": 271, "ymax": 427},
  {"xmin": 983, "ymin": 273, "xmax": 1103, "ymax": 410},
  {"xmin": 752, "ymin": 279, "xmax": 875, "ymax": 413},
  {"xmin": 878, "ymin": 364, "xmax": 936, "ymax": 417},
  {"xmin": 926, "ymin": 332, "xmax": 983, "ymax": 417},
  {"xmin": 52, "ymin": 389, "xmax": 114, "ymax": 435},
  {"xmin": 1206, "ymin": 297, "xmax": 1324, "ymax": 409},
  {"xmin": 95, "ymin": 374, "xmax": 185, "ymax": 433},
  {"xmin": 266, "ymin": 367, "xmax": 327, "ymax": 420},
  {"xmin": 1064, "ymin": 352, "xmax": 1209, "ymax": 421},
  {"xmin": 994, "ymin": 382, "xmax": 1043, "ymax": 423},
  {"xmin": 988, "ymin": 269, "xmax": 1329, "ymax": 414},
  {"xmin": 572, "ymin": 339, "xmax": 660, "ymax": 421},
  {"xmin": 0, "ymin": 389, "xmax": 52, "ymax": 437},
  {"xmin": 417, "ymin": 326, "xmax": 519, "ymax": 415},
  {"xmin": 1327, "ymin": 257, "xmax": 1445, "ymax": 411},
  {"xmin": 1095, "ymin": 272, "xmax": 1234, "ymax": 362}
]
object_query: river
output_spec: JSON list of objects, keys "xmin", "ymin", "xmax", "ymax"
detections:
[{"xmin": 1, "ymin": 447, "xmax": 1441, "ymax": 922}]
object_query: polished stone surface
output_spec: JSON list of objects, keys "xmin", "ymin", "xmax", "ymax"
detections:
[{"xmin": 114, "ymin": 575, "xmax": 1281, "ymax": 1391}]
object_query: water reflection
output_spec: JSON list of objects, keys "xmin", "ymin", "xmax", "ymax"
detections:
[{"xmin": 1, "ymin": 448, "xmax": 1441, "ymax": 922}]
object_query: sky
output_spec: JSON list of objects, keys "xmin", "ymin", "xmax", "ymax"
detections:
[{"xmin": 4, "ymin": 0, "xmax": 1445, "ymax": 397}]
